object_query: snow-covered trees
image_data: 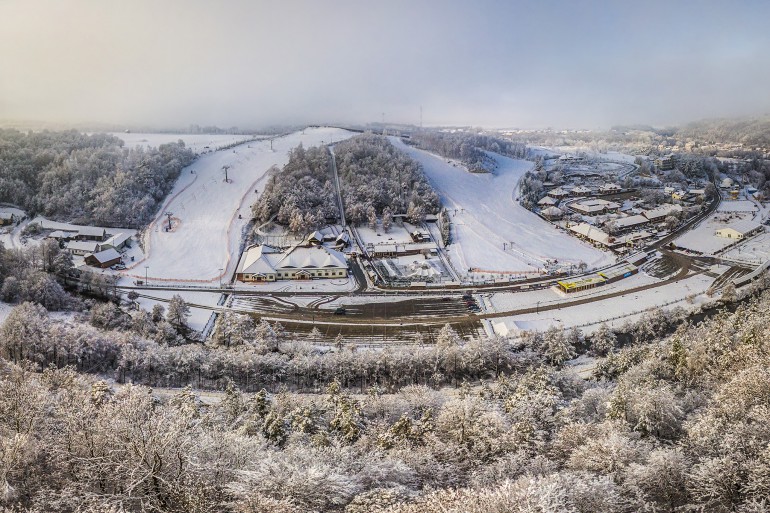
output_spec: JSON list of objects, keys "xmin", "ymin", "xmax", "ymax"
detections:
[
  {"xmin": 0, "ymin": 129, "xmax": 194, "ymax": 226},
  {"xmin": 334, "ymin": 134, "xmax": 440, "ymax": 223},
  {"xmin": 251, "ymin": 145, "xmax": 338, "ymax": 234},
  {"xmin": 166, "ymin": 294, "xmax": 191, "ymax": 330},
  {"xmin": 409, "ymin": 130, "xmax": 527, "ymax": 173}
]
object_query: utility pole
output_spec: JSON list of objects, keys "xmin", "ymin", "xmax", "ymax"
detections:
[
  {"xmin": 165, "ymin": 212, "xmax": 173, "ymax": 231},
  {"xmin": 145, "ymin": 266, "xmax": 149, "ymax": 285},
  {"xmin": 218, "ymin": 268, "xmax": 223, "ymax": 288},
  {"xmin": 222, "ymin": 165, "xmax": 230, "ymax": 182}
]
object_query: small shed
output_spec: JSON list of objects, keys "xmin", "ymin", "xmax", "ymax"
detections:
[{"xmin": 0, "ymin": 213, "xmax": 14, "ymax": 226}]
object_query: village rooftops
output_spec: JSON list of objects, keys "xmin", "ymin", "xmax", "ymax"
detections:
[
  {"xmin": 569, "ymin": 223, "xmax": 610, "ymax": 245},
  {"xmin": 643, "ymin": 204, "xmax": 682, "ymax": 222},
  {"xmin": 77, "ymin": 226, "xmax": 107, "ymax": 239},
  {"xmin": 85, "ymin": 248, "xmax": 122, "ymax": 266},
  {"xmin": 612, "ymin": 214, "xmax": 649, "ymax": 230}
]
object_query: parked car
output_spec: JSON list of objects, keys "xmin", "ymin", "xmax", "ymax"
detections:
[{"xmin": 334, "ymin": 307, "xmax": 347, "ymax": 315}]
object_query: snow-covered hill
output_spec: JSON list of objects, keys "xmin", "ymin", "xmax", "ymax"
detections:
[
  {"xmin": 124, "ymin": 127, "xmax": 354, "ymax": 284},
  {"xmin": 391, "ymin": 137, "xmax": 614, "ymax": 274}
]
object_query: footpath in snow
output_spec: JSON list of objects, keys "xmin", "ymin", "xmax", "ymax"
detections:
[
  {"xmin": 124, "ymin": 127, "xmax": 354, "ymax": 284},
  {"xmin": 390, "ymin": 137, "xmax": 614, "ymax": 274}
]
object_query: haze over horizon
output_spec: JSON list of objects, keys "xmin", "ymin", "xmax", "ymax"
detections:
[{"xmin": 1, "ymin": 0, "xmax": 769, "ymax": 131}]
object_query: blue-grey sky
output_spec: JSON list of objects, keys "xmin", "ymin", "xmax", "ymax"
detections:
[{"xmin": 1, "ymin": 0, "xmax": 769, "ymax": 129}]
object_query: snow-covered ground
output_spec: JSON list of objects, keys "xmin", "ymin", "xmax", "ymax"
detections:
[
  {"xmin": 716, "ymin": 200, "xmax": 758, "ymax": 213},
  {"xmin": 121, "ymin": 127, "xmax": 355, "ymax": 284},
  {"xmin": 494, "ymin": 272, "xmax": 715, "ymax": 335},
  {"xmin": 133, "ymin": 290, "xmax": 223, "ymax": 332},
  {"xmin": 721, "ymin": 232, "xmax": 770, "ymax": 265},
  {"xmin": 391, "ymin": 138, "xmax": 615, "ymax": 275},
  {"xmin": 487, "ymin": 271, "xmax": 662, "ymax": 313},
  {"xmin": 675, "ymin": 211, "xmax": 754, "ymax": 254},
  {"xmin": 110, "ymin": 132, "xmax": 261, "ymax": 153}
]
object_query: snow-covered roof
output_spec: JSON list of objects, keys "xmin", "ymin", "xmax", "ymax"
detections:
[
  {"xmin": 548, "ymin": 187, "xmax": 570, "ymax": 196},
  {"xmin": 538, "ymin": 196, "xmax": 558, "ymax": 206},
  {"xmin": 48, "ymin": 230, "xmax": 77, "ymax": 239},
  {"xmin": 643, "ymin": 204, "xmax": 682, "ymax": 220},
  {"xmin": 103, "ymin": 232, "xmax": 131, "ymax": 247},
  {"xmin": 569, "ymin": 223, "xmax": 610, "ymax": 245},
  {"xmin": 0, "ymin": 213, "xmax": 13, "ymax": 220},
  {"xmin": 87, "ymin": 248, "xmax": 121, "ymax": 264},
  {"xmin": 274, "ymin": 245, "xmax": 347, "ymax": 270},
  {"xmin": 308, "ymin": 231, "xmax": 324, "ymax": 242},
  {"xmin": 236, "ymin": 244, "xmax": 282, "ymax": 275},
  {"xmin": 336, "ymin": 232, "xmax": 350, "ymax": 243},
  {"xmin": 77, "ymin": 226, "xmax": 106, "ymax": 238},
  {"xmin": 572, "ymin": 186, "xmax": 593, "ymax": 194},
  {"xmin": 541, "ymin": 206, "xmax": 563, "ymax": 217},
  {"xmin": 236, "ymin": 244, "xmax": 347, "ymax": 275},
  {"xmin": 600, "ymin": 183, "xmax": 621, "ymax": 190},
  {"xmin": 718, "ymin": 220, "xmax": 762, "ymax": 236},
  {"xmin": 66, "ymin": 240, "xmax": 100, "ymax": 252},
  {"xmin": 613, "ymin": 215, "xmax": 649, "ymax": 229}
]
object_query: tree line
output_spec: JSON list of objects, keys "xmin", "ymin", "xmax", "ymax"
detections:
[
  {"xmin": 408, "ymin": 131, "xmax": 527, "ymax": 173},
  {"xmin": 0, "ymin": 128, "xmax": 195, "ymax": 227}
]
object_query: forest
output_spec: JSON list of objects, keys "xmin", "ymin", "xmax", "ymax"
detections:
[
  {"xmin": 3, "ymin": 257, "xmax": 770, "ymax": 510},
  {"xmin": 251, "ymin": 134, "xmax": 440, "ymax": 233},
  {"xmin": 250, "ymin": 144, "xmax": 338, "ymax": 234},
  {"xmin": 408, "ymin": 131, "xmax": 527, "ymax": 173},
  {"xmin": 334, "ymin": 134, "xmax": 440, "ymax": 225},
  {"xmin": 0, "ymin": 129, "xmax": 195, "ymax": 227}
]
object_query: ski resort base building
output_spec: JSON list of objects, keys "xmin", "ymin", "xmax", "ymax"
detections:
[{"xmin": 235, "ymin": 244, "xmax": 348, "ymax": 282}]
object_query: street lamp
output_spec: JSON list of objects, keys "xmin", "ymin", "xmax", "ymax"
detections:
[
  {"xmin": 145, "ymin": 266, "xmax": 149, "ymax": 285},
  {"xmin": 536, "ymin": 300, "xmax": 541, "ymax": 314},
  {"xmin": 218, "ymin": 268, "xmax": 223, "ymax": 289}
]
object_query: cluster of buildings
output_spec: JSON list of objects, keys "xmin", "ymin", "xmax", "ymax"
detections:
[
  {"xmin": 566, "ymin": 203, "xmax": 684, "ymax": 251},
  {"xmin": 47, "ymin": 227, "xmax": 132, "ymax": 269}
]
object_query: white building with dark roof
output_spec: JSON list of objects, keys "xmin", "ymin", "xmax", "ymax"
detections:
[{"xmin": 236, "ymin": 244, "xmax": 348, "ymax": 282}]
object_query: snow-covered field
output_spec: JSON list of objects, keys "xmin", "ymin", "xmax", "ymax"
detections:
[
  {"xmin": 721, "ymin": 232, "xmax": 770, "ymax": 265},
  {"xmin": 494, "ymin": 272, "xmax": 715, "ymax": 335},
  {"xmin": 110, "ymin": 132, "xmax": 261, "ymax": 153},
  {"xmin": 717, "ymin": 200, "xmax": 758, "ymax": 213},
  {"xmin": 122, "ymin": 127, "xmax": 354, "ymax": 284},
  {"xmin": 675, "ymin": 211, "xmax": 753, "ymax": 254},
  {"xmin": 391, "ymin": 138, "xmax": 614, "ymax": 274}
]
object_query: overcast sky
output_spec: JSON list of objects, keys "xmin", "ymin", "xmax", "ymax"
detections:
[{"xmin": 1, "ymin": 0, "xmax": 769, "ymax": 130}]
